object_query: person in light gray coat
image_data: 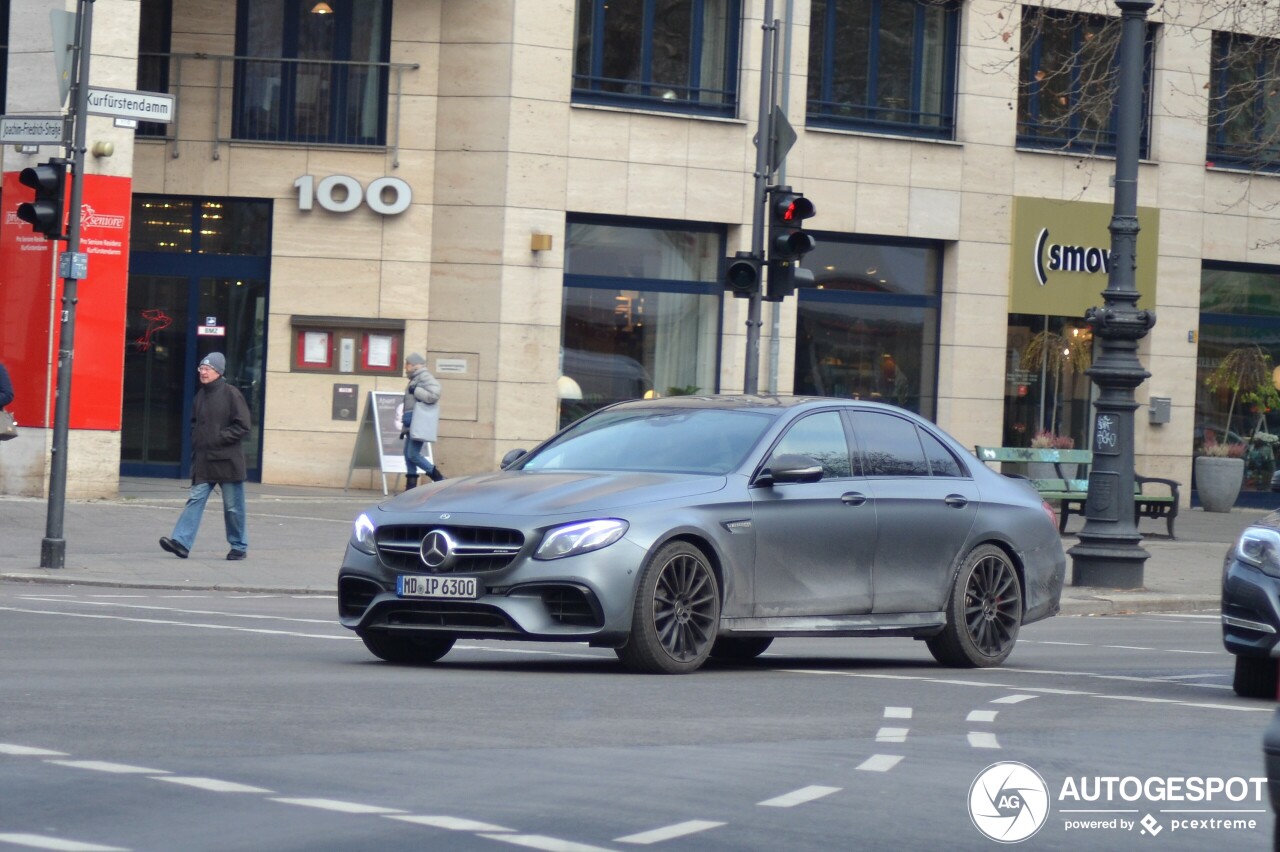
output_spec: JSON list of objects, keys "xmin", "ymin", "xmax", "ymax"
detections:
[{"xmin": 401, "ymin": 352, "xmax": 444, "ymax": 490}]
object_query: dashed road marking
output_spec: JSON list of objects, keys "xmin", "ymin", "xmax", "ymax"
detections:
[
  {"xmin": 855, "ymin": 755, "xmax": 902, "ymax": 772},
  {"xmin": 967, "ymin": 710, "xmax": 999, "ymax": 723},
  {"xmin": 614, "ymin": 820, "xmax": 725, "ymax": 844},
  {"xmin": 269, "ymin": 798, "xmax": 407, "ymax": 814},
  {"xmin": 968, "ymin": 732, "xmax": 1000, "ymax": 749},
  {"xmin": 875, "ymin": 727, "xmax": 908, "ymax": 743},
  {"xmin": 990, "ymin": 694, "xmax": 1037, "ymax": 704},
  {"xmin": 0, "ymin": 744, "xmax": 67, "ymax": 756},
  {"xmin": 0, "ymin": 834, "xmax": 128, "ymax": 851},
  {"xmin": 883, "ymin": 707, "xmax": 912, "ymax": 719},
  {"xmin": 757, "ymin": 785, "xmax": 842, "ymax": 807},
  {"xmin": 478, "ymin": 835, "xmax": 618, "ymax": 852},
  {"xmin": 388, "ymin": 815, "xmax": 514, "ymax": 832},
  {"xmin": 154, "ymin": 776, "xmax": 274, "ymax": 794},
  {"xmin": 45, "ymin": 760, "xmax": 170, "ymax": 775}
]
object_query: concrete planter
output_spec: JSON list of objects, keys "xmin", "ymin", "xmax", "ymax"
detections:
[{"xmin": 1195, "ymin": 456, "xmax": 1245, "ymax": 513}]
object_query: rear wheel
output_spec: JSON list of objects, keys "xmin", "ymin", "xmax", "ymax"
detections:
[
  {"xmin": 1233, "ymin": 655, "xmax": 1279, "ymax": 698},
  {"xmin": 927, "ymin": 544, "xmax": 1022, "ymax": 668},
  {"xmin": 709, "ymin": 636, "xmax": 774, "ymax": 661},
  {"xmin": 359, "ymin": 631, "xmax": 455, "ymax": 664},
  {"xmin": 616, "ymin": 541, "xmax": 720, "ymax": 674}
]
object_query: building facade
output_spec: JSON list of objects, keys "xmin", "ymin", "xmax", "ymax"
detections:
[{"xmin": 1, "ymin": 0, "xmax": 1279, "ymax": 505}]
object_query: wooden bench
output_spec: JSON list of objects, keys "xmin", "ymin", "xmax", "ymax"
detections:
[{"xmin": 973, "ymin": 446, "xmax": 1181, "ymax": 539}]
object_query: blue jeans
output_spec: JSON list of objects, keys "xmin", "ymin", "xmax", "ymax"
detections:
[
  {"xmin": 404, "ymin": 439, "xmax": 435, "ymax": 476},
  {"xmin": 171, "ymin": 481, "xmax": 247, "ymax": 552}
]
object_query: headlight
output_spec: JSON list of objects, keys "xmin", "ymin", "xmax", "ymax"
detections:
[
  {"xmin": 535, "ymin": 519, "xmax": 629, "ymax": 560},
  {"xmin": 351, "ymin": 513, "xmax": 377, "ymax": 555},
  {"xmin": 1236, "ymin": 527, "xmax": 1280, "ymax": 578}
]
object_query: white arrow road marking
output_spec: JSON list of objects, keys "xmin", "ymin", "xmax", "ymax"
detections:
[
  {"xmin": 387, "ymin": 816, "xmax": 514, "ymax": 832},
  {"xmin": 855, "ymin": 755, "xmax": 903, "ymax": 772},
  {"xmin": 0, "ymin": 834, "xmax": 128, "ymax": 852},
  {"xmin": 269, "ymin": 798, "xmax": 406, "ymax": 814},
  {"xmin": 154, "ymin": 776, "xmax": 274, "ymax": 794},
  {"xmin": 478, "ymin": 835, "xmax": 618, "ymax": 852},
  {"xmin": 45, "ymin": 760, "xmax": 169, "ymax": 775},
  {"xmin": 614, "ymin": 820, "xmax": 725, "ymax": 844},
  {"xmin": 757, "ymin": 785, "xmax": 842, "ymax": 807}
]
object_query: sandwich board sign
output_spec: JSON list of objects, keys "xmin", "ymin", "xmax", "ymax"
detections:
[{"xmin": 345, "ymin": 391, "xmax": 414, "ymax": 495}]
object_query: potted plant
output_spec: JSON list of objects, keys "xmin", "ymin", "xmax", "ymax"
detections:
[
  {"xmin": 1199, "ymin": 345, "xmax": 1280, "ymax": 511},
  {"xmin": 1020, "ymin": 326, "xmax": 1092, "ymax": 438}
]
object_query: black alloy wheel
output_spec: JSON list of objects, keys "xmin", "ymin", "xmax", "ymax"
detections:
[
  {"xmin": 928, "ymin": 544, "xmax": 1022, "ymax": 668},
  {"xmin": 617, "ymin": 541, "xmax": 720, "ymax": 674}
]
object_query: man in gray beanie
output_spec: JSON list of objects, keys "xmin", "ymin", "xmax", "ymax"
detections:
[{"xmin": 159, "ymin": 351, "xmax": 252, "ymax": 560}]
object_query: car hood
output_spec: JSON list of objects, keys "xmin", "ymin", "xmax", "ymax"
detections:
[{"xmin": 377, "ymin": 470, "xmax": 728, "ymax": 517}]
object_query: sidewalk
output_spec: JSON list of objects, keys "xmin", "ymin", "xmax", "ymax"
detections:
[{"xmin": 0, "ymin": 477, "xmax": 1269, "ymax": 616}]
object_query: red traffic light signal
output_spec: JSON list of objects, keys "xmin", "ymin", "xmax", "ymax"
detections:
[
  {"xmin": 767, "ymin": 186, "xmax": 816, "ymax": 262},
  {"xmin": 16, "ymin": 160, "xmax": 67, "ymax": 240}
]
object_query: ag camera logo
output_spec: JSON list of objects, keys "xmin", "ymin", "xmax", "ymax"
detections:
[{"xmin": 969, "ymin": 761, "xmax": 1050, "ymax": 843}]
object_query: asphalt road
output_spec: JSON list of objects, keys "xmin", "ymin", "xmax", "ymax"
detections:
[{"xmin": 0, "ymin": 586, "xmax": 1273, "ymax": 852}]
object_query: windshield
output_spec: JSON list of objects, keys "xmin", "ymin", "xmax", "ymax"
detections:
[{"xmin": 520, "ymin": 408, "xmax": 776, "ymax": 475}]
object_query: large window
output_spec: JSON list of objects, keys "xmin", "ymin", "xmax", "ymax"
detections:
[
  {"xmin": 560, "ymin": 218, "xmax": 723, "ymax": 428},
  {"xmin": 1208, "ymin": 32, "xmax": 1280, "ymax": 171},
  {"xmin": 792, "ymin": 237, "xmax": 940, "ymax": 418},
  {"xmin": 1003, "ymin": 314, "xmax": 1094, "ymax": 450},
  {"xmin": 136, "ymin": 0, "xmax": 172, "ymax": 137},
  {"xmin": 807, "ymin": 0, "xmax": 958, "ymax": 138},
  {"xmin": 572, "ymin": 0, "xmax": 740, "ymax": 116},
  {"xmin": 1017, "ymin": 7, "xmax": 1153, "ymax": 156},
  {"xmin": 235, "ymin": 0, "xmax": 391, "ymax": 145}
]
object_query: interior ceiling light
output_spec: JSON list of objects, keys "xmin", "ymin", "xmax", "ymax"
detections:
[{"xmin": 311, "ymin": 1, "xmax": 334, "ymax": 13}]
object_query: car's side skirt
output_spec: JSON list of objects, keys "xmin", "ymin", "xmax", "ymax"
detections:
[{"xmin": 719, "ymin": 611, "xmax": 946, "ymax": 638}]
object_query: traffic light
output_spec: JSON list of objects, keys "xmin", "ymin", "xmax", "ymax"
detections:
[
  {"xmin": 16, "ymin": 160, "xmax": 67, "ymax": 240},
  {"xmin": 763, "ymin": 260, "xmax": 816, "ymax": 302},
  {"xmin": 723, "ymin": 251, "xmax": 761, "ymax": 299},
  {"xmin": 767, "ymin": 186, "xmax": 816, "ymax": 263}
]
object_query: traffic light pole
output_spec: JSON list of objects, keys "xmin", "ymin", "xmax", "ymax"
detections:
[
  {"xmin": 744, "ymin": 0, "xmax": 777, "ymax": 395},
  {"xmin": 40, "ymin": 0, "xmax": 93, "ymax": 569}
]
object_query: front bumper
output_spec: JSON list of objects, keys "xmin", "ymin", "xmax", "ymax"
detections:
[{"xmin": 1222, "ymin": 555, "xmax": 1280, "ymax": 659}]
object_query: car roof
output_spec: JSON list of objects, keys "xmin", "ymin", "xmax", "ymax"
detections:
[{"xmin": 601, "ymin": 394, "xmax": 923, "ymax": 419}]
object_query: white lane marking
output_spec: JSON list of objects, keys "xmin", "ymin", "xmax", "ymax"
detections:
[
  {"xmin": 856, "ymin": 755, "xmax": 903, "ymax": 772},
  {"xmin": 16, "ymin": 593, "xmax": 73, "ymax": 597},
  {"xmin": 1165, "ymin": 649, "xmax": 1217, "ymax": 655},
  {"xmin": 0, "ymin": 607, "xmax": 353, "ymax": 640},
  {"xmin": 0, "ymin": 834, "xmax": 128, "ymax": 852},
  {"xmin": 968, "ymin": 732, "xmax": 1001, "ymax": 749},
  {"xmin": 967, "ymin": 710, "xmax": 999, "ymax": 723},
  {"xmin": 16, "ymin": 598, "xmax": 332, "ymax": 625},
  {"xmin": 154, "ymin": 776, "xmax": 273, "ymax": 793},
  {"xmin": 1100, "ymin": 696, "xmax": 1269, "ymax": 712},
  {"xmin": 757, "ymin": 785, "xmax": 842, "ymax": 807},
  {"xmin": 1034, "ymin": 641, "xmax": 1090, "ymax": 646},
  {"xmin": 269, "ymin": 798, "xmax": 406, "ymax": 815},
  {"xmin": 478, "ymin": 835, "xmax": 617, "ymax": 852},
  {"xmin": 1144, "ymin": 613, "xmax": 1219, "ymax": 620},
  {"xmin": 614, "ymin": 820, "xmax": 725, "ymax": 844},
  {"xmin": 1001, "ymin": 668, "xmax": 1231, "ymax": 690},
  {"xmin": 1158, "ymin": 674, "xmax": 1223, "ymax": 681},
  {"xmin": 875, "ymin": 727, "xmax": 908, "ymax": 743},
  {"xmin": 46, "ymin": 760, "xmax": 170, "ymax": 775},
  {"xmin": 388, "ymin": 815, "xmax": 514, "ymax": 832},
  {"xmin": 991, "ymin": 694, "xmax": 1038, "ymax": 704},
  {"xmin": 883, "ymin": 707, "xmax": 912, "ymax": 719},
  {"xmin": 1104, "ymin": 645, "xmax": 1154, "ymax": 651},
  {"xmin": 0, "ymin": 744, "xmax": 67, "ymax": 756}
]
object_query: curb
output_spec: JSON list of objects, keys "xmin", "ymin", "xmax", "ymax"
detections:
[{"xmin": 0, "ymin": 573, "xmax": 333, "ymax": 596}]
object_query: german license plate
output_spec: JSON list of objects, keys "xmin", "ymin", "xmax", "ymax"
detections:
[{"xmin": 396, "ymin": 574, "xmax": 479, "ymax": 599}]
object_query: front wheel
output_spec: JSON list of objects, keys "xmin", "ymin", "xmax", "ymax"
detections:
[
  {"xmin": 927, "ymin": 544, "xmax": 1022, "ymax": 668},
  {"xmin": 616, "ymin": 541, "xmax": 720, "ymax": 674},
  {"xmin": 359, "ymin": 631, "xmax": 456, "ymax": 665},
  {"xmin": 1233, "ymin": 655, "xmax": 1279, "ymax": 698}
]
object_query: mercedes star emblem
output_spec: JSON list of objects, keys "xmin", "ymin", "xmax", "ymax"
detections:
[{"xmin": 420, "ymin": 529, "xmax": 455, "ymax": 570}]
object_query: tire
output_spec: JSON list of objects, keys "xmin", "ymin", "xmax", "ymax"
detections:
[
  {"xmin": 927, "ymin": 544, "xmax": 1022, "ymax": 668},
  {"xmin": 359, "ymin": 631, "xmax": 455, "ymax": 665},
  {"xmin": 616, "ymin": 541, "xmax": 720, "ymax": 674},
  {"xmin": 1233, "ymin": 655, "xmax": 1279, "ymax": 699},
  {"xmin": 709, "ymin": 636, "xmax": 774, "ymax": 661}
]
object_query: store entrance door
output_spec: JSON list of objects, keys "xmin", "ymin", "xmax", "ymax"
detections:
[{"xmin": 121, "ymin": 197, "xmax": 272, "ymax": 480}]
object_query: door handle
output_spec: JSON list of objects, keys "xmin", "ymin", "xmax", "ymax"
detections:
[
  {"xmin": 841, "ymin": 492, "xmax": 867, "ymax": 506},
  {"xmin": 944, "ymin": 494, "xmax": 969, "ymax": 508}
]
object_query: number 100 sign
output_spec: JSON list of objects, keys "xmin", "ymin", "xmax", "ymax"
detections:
[{"xmin": 294, "ymin": 174, "xmax": 413, "ymax": 215}]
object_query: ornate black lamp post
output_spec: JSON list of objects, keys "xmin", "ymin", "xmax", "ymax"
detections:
[{"xmin": 1067, "ymin": 0, "xmax": 1156, "ymax": 589}]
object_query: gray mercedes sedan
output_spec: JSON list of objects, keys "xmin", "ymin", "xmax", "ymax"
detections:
[{"xmin": 338, "ymin": 396, "xmax": 1066, "ymax": 674}]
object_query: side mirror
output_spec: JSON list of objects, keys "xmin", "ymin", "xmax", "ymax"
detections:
[
  {"xmin": 756, "ymin": 453, "xmax": 823, "ymax": 486},
  {"xmin": 500, "ymin": 448, "xmax": 528, "ymax": 469}
]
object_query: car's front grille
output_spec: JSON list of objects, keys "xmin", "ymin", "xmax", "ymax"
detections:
[
  {"xmin": 338, "ymin": 575, "xmax": 383, "ymax": 618},
  {"xmin": 375, "ymin": 525, "xmax": 524, "ymax": 573}
]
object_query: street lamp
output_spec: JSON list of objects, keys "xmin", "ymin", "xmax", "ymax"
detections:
[{"xmin": 1067, "ymin": 0, "xmax": 1156, "ymax": 588}]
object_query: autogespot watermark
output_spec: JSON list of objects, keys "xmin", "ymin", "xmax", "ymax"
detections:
[{"xmin": 967, "ymin": 762, "xmax": 1269, "ymax": 844}]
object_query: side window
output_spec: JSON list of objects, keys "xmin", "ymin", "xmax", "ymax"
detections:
[
  {"xmin": 772, "ymin": 411, "xmax": 852, "ymax": 479},
  {"xmin": 919, "ymin": 429, "xmax": 963, "ymax": 477},
  {"xmin": 849, "ymin": 411, "xmax": 929, "ymax": 477}
]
